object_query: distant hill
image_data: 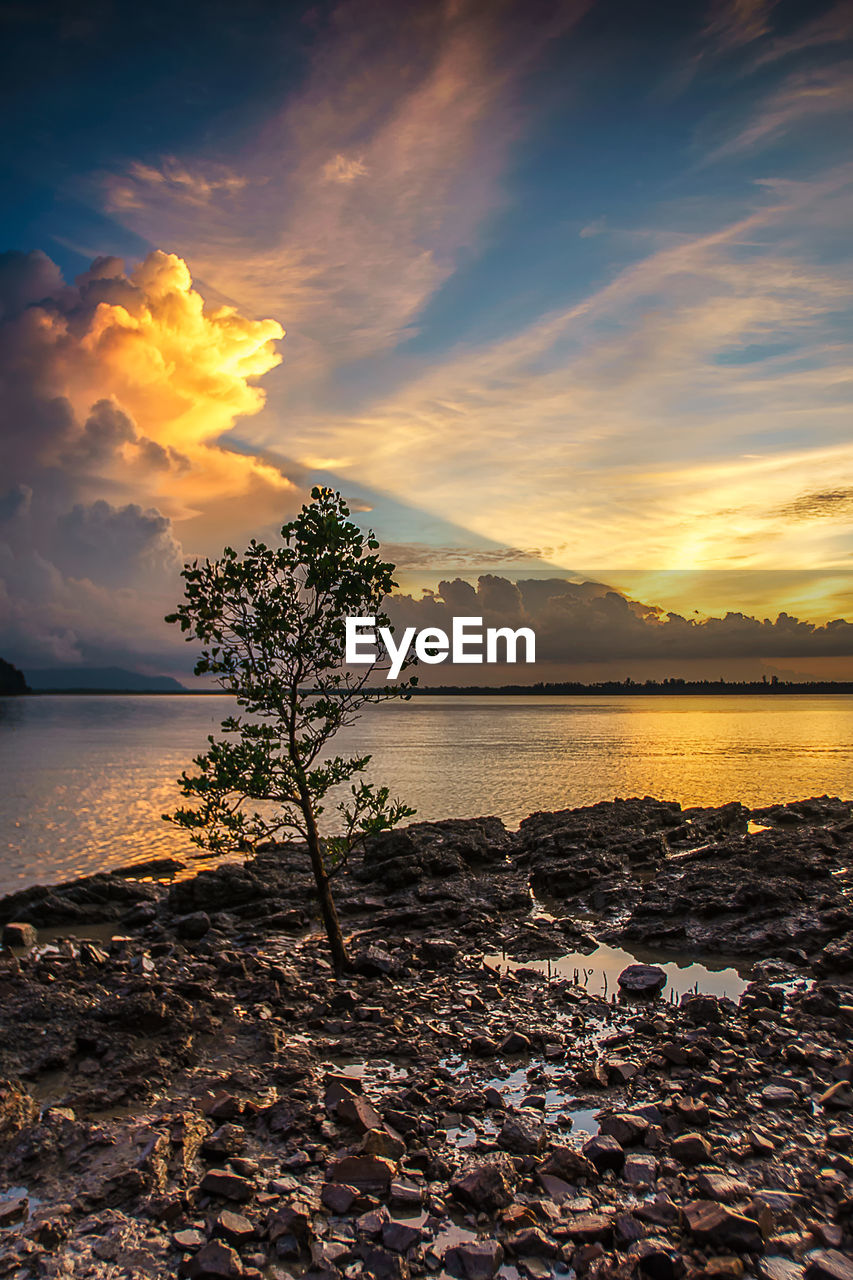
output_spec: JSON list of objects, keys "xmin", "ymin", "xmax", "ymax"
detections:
[
  {"xmin": 0, "ymin": 658, "xmax": 30, "ymax": 695},
  {"xmin": 27, "ymin": 667, "xmax": 186, "ymax": 693}
]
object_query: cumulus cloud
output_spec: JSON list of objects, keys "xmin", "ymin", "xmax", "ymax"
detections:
[{"xmin": 0, "ymin": 248, "xmax": 293, "ymax": 669}]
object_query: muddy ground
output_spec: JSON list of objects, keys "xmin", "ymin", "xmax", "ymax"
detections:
[{"xmin": 0, "ymin": 795, "xmax": 851, "ymax": 1280}]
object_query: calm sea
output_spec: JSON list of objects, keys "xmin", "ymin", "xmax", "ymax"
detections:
[{"xmin": 0, "ymin": 693, "xmax": 850, "ymax": 896}]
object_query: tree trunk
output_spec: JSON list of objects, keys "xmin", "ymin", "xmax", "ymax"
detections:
[{"xmin": 302, "ymin": 799, "xmax": 349, "ymax": 977}]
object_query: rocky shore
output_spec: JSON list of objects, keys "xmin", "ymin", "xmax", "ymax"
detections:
[{"xmin": 0, "ymin": 796, "xmax": 852, "ymax": 1280}]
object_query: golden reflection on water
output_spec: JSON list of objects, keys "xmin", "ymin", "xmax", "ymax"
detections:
[{"xmin": 0, "ymin": 693, "xmax": 851, "ymax": 893}]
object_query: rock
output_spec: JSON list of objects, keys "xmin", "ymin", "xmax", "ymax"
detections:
[
  {"xmin": 805, "ymin": 1252, "xmax": 853, "ymax": 1280},
  {"xmin": 562, "ymin": 1214, "xmax": 613, "ymax": 1243},
  {"xmin": 624, "ymin": 1153, "xmax": 657, "ymax": 1185},
  {"xmin": 501, "ymin": 1029, "xmax": 532, "ymax": 1054},
  {"xmin": 583, "ymin": 1133, "xmax": 625, "ymax": 1172},
  {"xmin": 498, "ymin": 1114, "xmax": 546, "ymax": 1154},
  {"xmin": 327, "ymin": 1154, "xmax": 396, "ymax": 1191},
  {"xmin": 450, "ymin": 1154, "xmax": 519, "ymax": 1210},
  {"xmin": 362, "ymin": 1244, "xmax": 411, "ymax": 1280},
  {"xmin": 761, "ymin": 1085, "xmax": 799, "ymax": 1107},
  {"xmin": 0, "ymin": 1194, "xmax": 27, "ymax": 1227},
  {"xmin": 0, "ymin": 1078, "xmax": 38, "ymax": 1141},
  {"xmin": 267, "ymin": 1202, "xmax": 311, "ymax": 1245},
  {"xmin": 322, "ymin": 1182, "xmax": 359, "ymax": 1213},
  {"xmin": 200, "ymin": 1168, "xmax": 256, "ymax": 1202},
  {"xmin": 630, "ymin": 1238, "xmax": 685, "ymax": 1280},
  {"xmin": 696, "ymin": 1173, "xmax": 750, "ymax": 1202},
  {"xmin": 818, "ymin": 1082, "xmax": 853, "ymax": 1110},
  {"xmin": 389, "ymin": 1179, "xmax": 422, "ymax": 1207},
  {"xmin": 683, "ymin": 1201, "xmax": 764, "ymax": 1252},
  {"xmin": 182, "ymin": 1240, "xmax": 246, "ymax": 1279},
  {"xmin": 445, "ymin": 1241, "xmax": 504, "ymax": 1280},
  {"xmin": 672, "ymin": 1132, "xmax": 713, "ymax": 1165},
  {"xmin": 176, "ymin": 911, "xmax": 211, "ymax": 939},
  {"xmin": 361, "ymin": 1128, "xmax": 406, "ymax": 1160},
  {"xmin": 674, "ymin": 1097, "xmax": 709, "ymax": 1127},
  {"xmin": 381, "ymin": 1220, "xmax": 422, "ymax": 1253},
  {"xmin": 337, "ymin": 1092, "xmax": 384, "ymax": 1132},
  {"xmin": 174, "ymin": 1229, "xmax": 207, "ymax": 1250},
  {"xmin": 759, "ymin": 1260, "xmax": 805, "ymax": 1280},
  {"xmin": 215, "ymin": 1210, "xmax": 254, "ymax": 1243},
  {"xmin": 354, "ymin": 945, "xmax": 398, "ymax": 975},
  {"xmin": 618, "ymin": 964, "xmax": 667, "ymax": 994},
  {"xmin": 2, "ymin": 922, "xmax": 37, "ymax": 948},
  {"xmin": 504, "ymin": 1228, "xmax": 560, "ymax": 1258},
  {"xmin": 598, "ymin": 1112, "xmax": 649, "ymax": 1145},
  {"xmin": 470, "ymin": 1035, "xmax": 498, "ymax": 1057},
  {"xmin": 540, "ymin": 1144, "xmax": 598, "ymax": 1181},
  {"xmin": 682, "ymin": 993, "xmax": 726, "ymax": 1023},
  {"xmin": 419, "ymin": 937, "xmax": 458, "ymax": 965}
]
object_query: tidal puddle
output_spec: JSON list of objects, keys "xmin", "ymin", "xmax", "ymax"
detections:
[
  {"xmin": 0, "ymin": 1186, "xmax": 38, "ymax": 1229},
  {"xmin": 485, "ymin": 939, "xmax": 749, "ymax": 1002}
]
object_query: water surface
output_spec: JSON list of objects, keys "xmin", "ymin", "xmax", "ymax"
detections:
[{"xmin": 0, "ymin": 693, "xmax": 850, "ymax": 894}]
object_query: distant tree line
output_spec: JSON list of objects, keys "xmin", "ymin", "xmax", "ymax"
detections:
[{"xmin": 408, "ymin": 676, "xmax": 853, "ymax": 695}]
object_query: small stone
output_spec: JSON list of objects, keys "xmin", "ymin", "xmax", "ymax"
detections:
[
  {"xmin": 174, "ymin": 1229, "xmax": 206, "ymax": 1250},
  {"xmin": 618, "ymin": 964, "xmax": 667, "ymax": 995},
  {"xmin": 1, "ymin": 922, "xmax": 36, "ymax": 948},
  {"xmin": 322, "ymin": 1182, "xmax": 359, "ymax": 1214},
  {"xmin": 759, "ymin": 1259, "xmax": 805, "ymax": 1280},
  {"xmin": 498, "ymin": 1114, "xmax": 546, "ymax": 1155},
  {"xmin": 362, "ymin": 1127, "xmax": 407, "ymax": 1160},
  {"xmin": 356, "ymin": 1208, "xmax": 390, "ymax": 1238},
  {"xmin": 362, "ymin": 1244, "xmax": 411, "ymax": 1280},
  {"xmin": 675, "ymin": 1097, "xmax": 709, "ymax": 1126},
  {"xmin": 337, "ymin": 1093, "xmax": 384, "ymax": 1133},
  {"xmin": 696, "ymin": 1173, "xmax": 750, "ymax": 1203},
  {"xmin": 266, "ymin": 1201, "xmax": 312, "ymax": 1245},
  {"xmin": 327, "ymin": 1154, "xmax": 396, "ymax": 1191},
  {"xmin": 450, "ymin": 1154, "xmax": 518, "ymax": 1210},
  {"xmin": 215, "ymin": 1210, "xmax": 254, "ymax": 1243},
  {"xmin": 445, "ymin": 1241, "xmax": 504, "ymax": 1280},
  {"xmin": 506, "ymin": 1228, "xmax": 560, "ymax": 1259},
  {"xmin": 702, "ymin": 1258, "xmax": 745, "ymax": 1279},
  {"xmin": 599, "ymin": 1112, "xmax": 649, "ymax": 1145},
  {"xmin": 761, "ymin": 1085, "xmax": 799, "ymax": 1108},
  {"xmin": 624, "ymin": 1153, "xmax": 657, "ymax": 1186},
  {"xmin": 672, "ymin": 1132, "xmax": 712, "ymax": 1166},
  {"xmin": 200, "ymin": 1169, "xmax": 255, "ymax": 1203},
  {"xmin": 381, "ymin": 1220, "xmax": 421, "ymax": 1253},
  {"xmin": 501, "ymin": 1030, "xmax": 532, "ymax": 1055},
  {"xmin": 583, "ymin": 1133, "xmax": 625, "ymax": 1172},
  {"xmin": 818, "ymin": 1083, "xmax": 853, "ymax": 1111},
  {"xmin": 176, "ymin": 911, "xmax": 211, "ymax": 940},
  {"xmin": 629, "ymin": 1238, "xmax": 685, "ymax": 1280},
  {"xmin": 540, "ymin": 1145, "xmax": 598, "ymax": 1181},
  {"xmin": 183, "ymin": 1240, "xmax": 246, "ymax": 1279},
  {"xmin": 683, "ymin": 1201, "xmax": 763, "ymax": 1253},
  {"xmin": 0, "ymin": 1195, "xmax": 27, "ymax": 1227},
  {"xmin": 389, "ymin": 1179, "xmax": 422, "ymax": 1207},
  {"xmin": 805, "ymin": 1251, "xmax": 853, "ymax": 1280},
  {"xmin": 562, "ymin": 1213, "xmax": 613, "ymax": 1244}
]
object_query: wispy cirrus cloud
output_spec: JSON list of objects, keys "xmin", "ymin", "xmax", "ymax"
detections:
[
  {"xmin": 705, "ymin": 62, "xmax": 853, "ymax": 159},
  {"xmin": 102, "ymin": 0, "xmax": 590, "ymax": 369},
  {"xmin": 270, "ymin": 166, "xmax": 853, "ymax": 595}
]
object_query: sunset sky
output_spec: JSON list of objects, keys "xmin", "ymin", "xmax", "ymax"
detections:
[{"xmin": 1, "ymin": 0, "xmax": 852, "ymax": 681}]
